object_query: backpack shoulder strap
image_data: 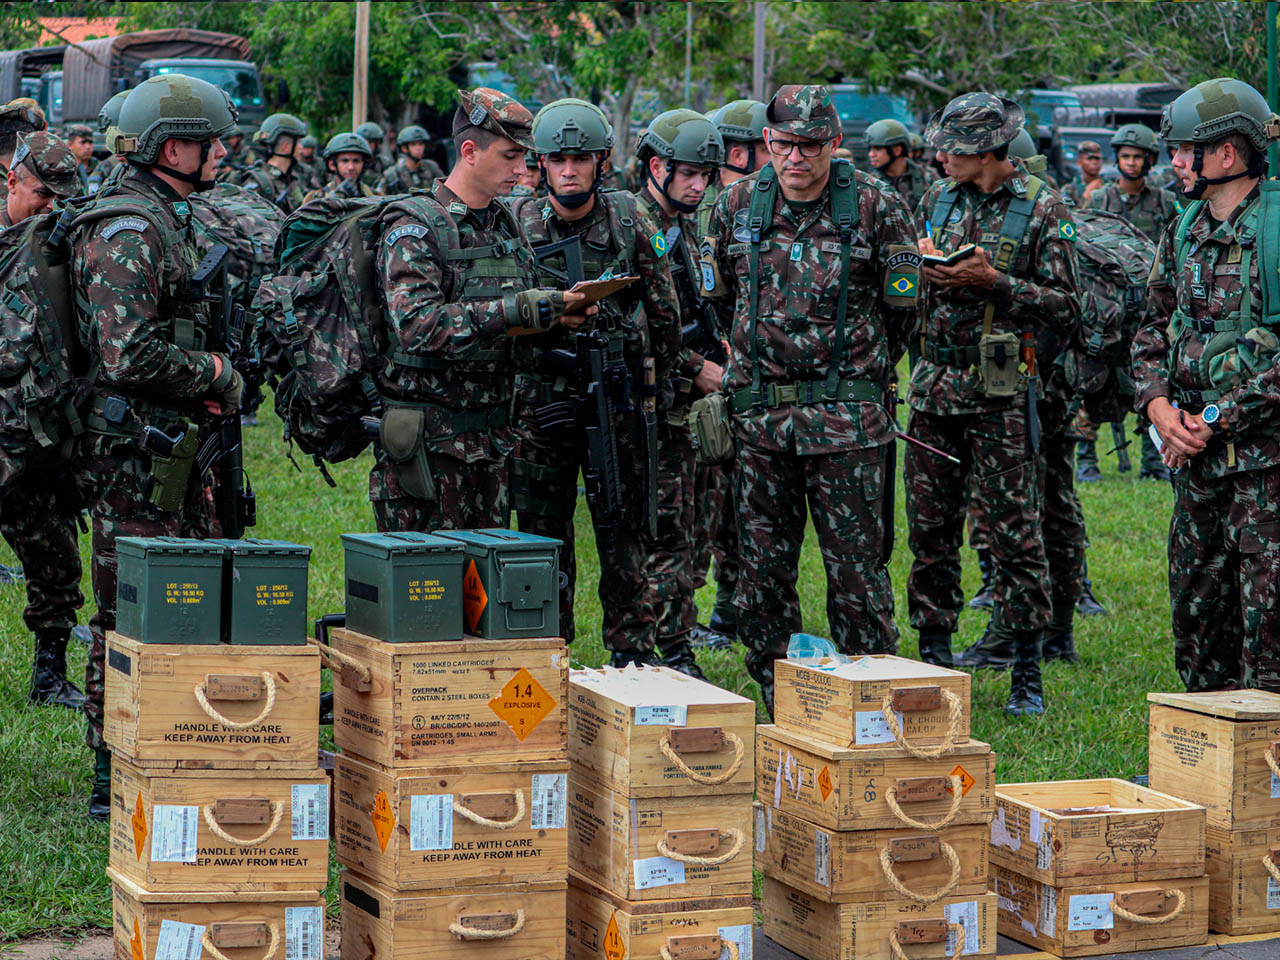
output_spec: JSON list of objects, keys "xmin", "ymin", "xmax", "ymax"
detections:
[
  {"xmin": 824, "ymin": 159, "xmax": 859, "ymax": 398},
  {"xmin": 929, "ymin": 181, "xmax": 961, "ymax": 236},
  {"xmin": 978, "ymin": 174, "xmax": 1044, "ymax": 339},
  {"xmin": 746, "ymin": 163, "xmax": 779, "ymax": 405},
  {"xmin": 1254, "ymin": 182, "xmax": 1279, "ymax": 325},
  {"xmin": 1173, "ymin": 199, "xmax": 1204, "ymax": 275}
]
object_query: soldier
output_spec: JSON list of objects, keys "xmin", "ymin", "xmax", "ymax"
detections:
[
  {"xmin": 294, "ymin": 134, "xmax": 323, "ymax": 190},
  {"xmin": 63, "ymin": 123, "xmax": 95, "ymax": 194},
  {"xmin": 865, "ymin": 118, "xmax": 936, "ymax": 215},
  {"xmin": 0, "ymin": 100, "xmax": 45, "ymax": 201},
  {"xmin": 909, "ymin": 131, "xmax": 926, "ymax": 161},
  {"xmin": 71, "ymin": 74, "xmax": 241, "ymax": 817},
  {"xmin": 906, "ymin": 92, "xmax": 1080, "ymax": 715},
  {"xmin": 233, "ymin": 112, "xmax": 309, "ymax": 213},
  {"xmin": 634, "ymin": 109, "xmax": 726, "ymax": 677},
  {"xmin": 508, "ymin": 97, "xmax": 681, "ymax": 664},
  {"xmin": 217, "ymin": 124, "xmax": 249, "ymax": 182},
  {"xmin": 356, "ymin": 120, "xmax": 388, "ymax": 187},
  {"xmin": 1134, "ymin": 78, "xmax": 1280, "ymax": 692},
  {"xmin": 1062, "ymin": 139, "xmax": 1104, "ymax": 205},
  {"xmin": 1008, "ymin": 127, "xmax": 1059, "ymax": 189},
  {"xmin": 0, "ymin": 133, "xmax": 85, "ymax": 711},
  {"xmin": 511, "ymin": 150, "xmax": 541, "ymax": 197},
  {"xmin": 707, "ymin": 84, "xmax": 920, "ymax": 712},
  {"xmin": 375, "ymin": 125, "xmax": 444, "ymax": 194},
  {"xmin": 88, "ymin": 90, "xmax": 129, "ymax": 195},
  {"xmin": 302, "ymin": 132, "xmax": 376, "ymax": 204},
  {"xmin": 372, "ymin": 88, "xmax": 591, "ymax": 534}
]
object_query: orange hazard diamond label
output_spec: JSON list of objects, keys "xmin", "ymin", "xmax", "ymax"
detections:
[
  {"xmin": 603, "ymin": 911, "xmax": 626, "ymax": 960},
  {"xmin": 462, "ymin": 558, "xmax": 488, "ymax": 634},
  {"xmin": 370, "ymin": 790, "xmax": 395, "ymax": 852},
  {"xmin": 130, "ymin": 919, "xmax": 144, "ymax": 960},
  {"xmin": 131, "ymin": 792, "xmax": 147, "ymax": 859},
  {"xmin": 489, "ymin": 667, "xmax": 556, "ymax": 741},
  {"xmin": 817, "ymin": 765, "xmax": 833, "ymax": 802},
  {"xmin": 948, "ymin": 765, "xmax": 976, "ymax": 797}
]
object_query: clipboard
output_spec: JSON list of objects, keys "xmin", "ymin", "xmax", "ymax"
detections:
[{"xmin": 569, "ymin": 275, "xmax": 639, "ymax": 304}]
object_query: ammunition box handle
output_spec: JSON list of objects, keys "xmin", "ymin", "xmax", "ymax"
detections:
[
  {"xmin": 449, "ymin": 910, "xmax": 526, "ymax": 941},
  {"xmin": 885, "ymin": 774, "xmax": 964, "ymax": 831},
  {"xmin": 1264, "ymin": 852, "xmax": 1280, "ymax": 882},
  {"xmin": 656, "ymin": 827, "xmax": 744, "ymax": 866},
  {"xmin": 202, "ymin": 923, "xmax": 279, "ymax": 960},
  {"xmin": 878, "ymin": 839, "xmax": 961, "ymax": 905},
  {"xmin": 306, "ymin": 635, "xmax": 373, "ymax": 690},
  {"xmin": 879, "ymin": 689, "xmax": 963, "ymax": 760},
  {"xmin": 1266, "ymin": 741, "xmax": 1280, "ymax": 781},
  {"xmin": 1111, "ymin": 887, "xmax": 1187, "ymax": 925},
  {"xmin": 452, "ymin": 789, "xmax": 526, "ymax": 830},
  {"xmin": 659, "ymin": 730, "xmax": 745, "ymax": 785},
  {"xmin": 660, "ymin": 937, "xmax": 739, "ymax": 960},
  {"xmin": 889, "ymin": 921, "xmax": 964, "ymax": 960},
  {"xmin": 194, "ymin": 671, "xmax": 277, "ymax": 730},
  {"xmin": 202, "ymin": 801, "xmax": 284, "ymax": 846}
]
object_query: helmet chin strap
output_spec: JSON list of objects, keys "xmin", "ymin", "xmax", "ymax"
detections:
[
  {"xmin": 541, "ymin": 154, "xmax": 604, "ymax": 209},
  {"xmin": 1183, "ymin": 143, "xmax": 1263, "ymax": 200},
  {"xmin": 724, "ymin": 142, "xmax": 757, "ymax": 176},
  {"xmin": 648, "ymin": 159, "xmax": 699, "ymax": 214},
  {"xmin": 152, "ymin": 140, "xmax": 216, "ymax": 191}
]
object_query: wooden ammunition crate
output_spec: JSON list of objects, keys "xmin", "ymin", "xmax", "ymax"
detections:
[
  {"xmin": 335, "ymin": 752, "xmax": 568, "ymax": 890},
  {"xmin": 104, "ymin": 632, "xmax": 319, "ymax": 770},
  {"xmin": 569, "ymin": 771, "xmax": 752, "ymax": 901},
  {"xmin": 774, "ymin": 655, "xmax": 971, "ymax": 751},
  {"xmin": 753, "ymin": 802, "xmax": 989, "ymax": 903},
  {"xmin": 1148, "ymin": 690, "xmax": 1280, "ymax": 830},
  {"xmin": 761, "ymin": 876, "xmax": 996, "ymax": 960},
  {"xmin": 568, "ymin": 665, "xmax": 755, "ymax": 798},
  {"xmin": 1205, "ymin": 824, "xmax": 1280, "ymax": 934},
  {"xmin": 756, "ymin": 724, "xmax": 995, "ymax": 831},
  {"xmin": 330, "ymin": 628, "xmax": 567, "ymax": 766},
  {"xmin": 339, "ymin": 870, "xmax": 565, "ymax": 960},
  {"xmin": 110, "ymin": 868, "xmax": 325, "ymax": 960},
  {"xmin": 566, "ymin": 871, "xmax": 754, "ymax": 960},
  {"xmin": 109, "ymin": 757, "xmax": 328, "ymax": 892},
  {"xmin": 993, "ymin": 864, "xmax": 1208, "ymax": 957},
  {"xmin": 990, "ymin": 779, "xmax": 1205, "ymax": 885}
]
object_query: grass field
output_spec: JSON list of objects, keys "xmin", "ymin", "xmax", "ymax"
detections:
[{"xmin": 0, "ymin": 403, "xmax": 1178, "ymax": 941}]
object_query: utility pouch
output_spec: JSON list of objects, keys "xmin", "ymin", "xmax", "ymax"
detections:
[
  {"xmin": 978, "ymin": 332, "xmax": 1022, "ymax": 397},
  {"xmin": 146, "ymin": 422, "xmax": 199, "ymax": 512},
  {"xmin": 688, "ymin": 392, "xmax": 735, "ymax": 465},
  {"xmin": 380, "ymin": 405, "xmax": 437, "ymax": 502}
]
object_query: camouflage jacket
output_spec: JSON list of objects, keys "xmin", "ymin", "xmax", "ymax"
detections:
[
  {"xmin": 885, "ymin": 158, "xmax": 936, "ymax": 220},
  {"xmin": 1133, "ymin": 183, "xmax": 1275, "ymax": 477},
  {"xmin": 635, "ymin": 187, "xmax": 708, "ymax": 384},
  {"xmin": 361, "ymin": 154, "xmax": 387, "ymax": 190},
  {"xmin": 71, "ymin": 167, "xmax": 220, "ymax": 415},
  {"xmin": 1085, "ymin": 180, "xmax": 1181, "ymax": 243},
  {"xmin": 88, "ymin": 155, "xmax": 124, "ymax": 195},
  {"xmin": 375, "ymin": 158, "xmax": 441, "ymax": 196},
  {"xmin": 300, "ymin": 177, "xmax": 375, "ymax": 206},
  {"xmin": 372, "ymin": 179, "xmax": 537, "ymax": 475},
  {"xmin": 696, "ymin": 178, "xmax": 723, "ymax": 240},
  {"xmin": 234, "ymin": 159, "xmax": 309, "ymax": 214},
  {"xmin": 910, "ymin": 163, "xmax": 1081, "ymax": 416},
  {"xmin": 1062, "ymin": 174, "xmax": 1108, "ymax": 207},
  {"xmin": 708, "ymin": 161, "xmax": 919, "ymax": 454},
  {"xmin": 509, "ymin": 189, "xmax": 682, "ymax": 409}
]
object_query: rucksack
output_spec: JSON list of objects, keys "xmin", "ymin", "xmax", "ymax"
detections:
[{"xmin": 190, "ymin": 181, "xmax": 284, "ymax": 309}]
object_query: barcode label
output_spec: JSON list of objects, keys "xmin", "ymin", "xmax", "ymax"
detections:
[
  {"xmin": 151, "ymin": 805, "xmax": 199, "ymax": 863},
  {"xmin": 945, "ymin": 900, "xmax": 979, "ymax": 956},
  {"xmin": 814, "ymin": 829, "xmax": 831, "ymax": 887},
  {"xmin": 291, "ymin": 783, "xmax": 329, "ymax": 841},
  {"xmin": 409, "ymin": 794, "xmax": 453, "ymax": 851},
  {"xmin": 1268, "ymin": 876, "xmax": 1280, "ymax": 910},
  {"xmin": 633, "ymin": 855, "xmax": 685, "ymax": 890},
  {"xmin": 155, "ymin": 920, "xmax": 204, "ymax": 960},
  {"xmin": 286, "ymin": 906, "xmax": 323, "ymax": 960},
  {"xmin": 855, "ymin": 710, "xmax": 902, "ymax": 745},
  {"xmin": 530, "ymin": 773, "xmax": 566, "ymax": 830}
]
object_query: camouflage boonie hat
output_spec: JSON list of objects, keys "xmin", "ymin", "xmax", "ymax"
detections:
[
  {"xmin": 925, "ymin": 92, "xmax": 1023, "ymax": 155},
  {"xmin": 11, "ymin": 132, "xmax": 79, "ymax": 197},
  {"xmin": 64, "ymin": 123, "xmax": 95, "ymax": 140},
  {"xmin": 765, "ymin": 85, "xmax": 841, "ymax": 141},
  {"xmin": 0, "ymin": 98, "xmax": 45, "ymax": 134},
  {"xmin": 1077, "ymin": 140, "xmax": 1103, "ymax": 157},
  {"xmin": 454, "ymin": 87, "xmax": 534, "ymax": 150}
]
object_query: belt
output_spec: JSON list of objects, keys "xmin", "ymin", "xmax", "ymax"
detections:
[
  {"xmin": 388, "ymin": 400, "xmax": 510, "ymax": 435},
  {"xmin": 922, "ymin": 340, "xmax": 980, "ymax": 368},
  {"xmin": 728, "ymin": 378, "xmax": 883, "ymax": 414}
]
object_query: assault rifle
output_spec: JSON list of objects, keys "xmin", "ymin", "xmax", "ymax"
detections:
[{"xmin": 663, "ymin": 225, "xmax": 726, "ymax": 365}]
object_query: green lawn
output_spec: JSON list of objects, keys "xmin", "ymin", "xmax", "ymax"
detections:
[{"xmin": 0, "ymin": 403, "xmax": 1177, "ymax": 941}]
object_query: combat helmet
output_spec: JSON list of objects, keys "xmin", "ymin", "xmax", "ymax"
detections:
[
  {"xmin": 257, "ymin": 112, "xmax": 307, "ymax": 153},
  {"xmin": 908, "ymin": 131, "xmax": 925, "ymax": 157},
  {"xmin": 531, "ymin": 99, "xmax": 614, "ymax": 208},
  {"xmin": 925, "ymin": 92, "xmax": 1023, "ymax": 155},
  {"xmin": 1160, "ymin": 77, "xmax": 1280, "ymax": 196},
  {"xmin": 865, "ymin": 118, "xmax": 911, "ymax": 149},
  {"xmin": 355, "ymin": 121, "xmax": 384, "ymax": 145},
  {"xmin": 1110, "ymin": 123, "xmax": 1160, "ymax": 180},
  {"xmin": 395, "ymin": 125, "xmax": 430, "ymax": 148},
  {"xmin": 98, "ymin": 90, "xmax": 129, "ymax": 135},
  {"xmin": 300, "ymin": 135, "xmax": 318, "ymax": 151},
  {"xmin": 1007, "ymin": 128, "xmax": 1036, "ymax": 160},
  {"xmin": 323, "ymin": 132, "xmax": 373, "ymax": 160},
  {"xmin": 636, "ymin": 108, "xmax": 724, "ymax": 212},
  {"xmin": 115, "ymin": 74, "xmax": 237, "ymax": 189},
  {"xmin": 710, "ymin": 98, "xmax": 766, "ymax": 173}
]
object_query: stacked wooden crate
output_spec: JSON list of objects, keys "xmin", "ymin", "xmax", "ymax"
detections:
[
  {"xmin": 1147, "ymin": 689, "xmax": 1280, "ymax": 936},
  {"xmin": 329, "ymin": 530, "xmax": 569, "ymax": 960},
  {"xmin": 103, "ymin": 537, "xmax": 327, "ymax": 960},
  {"xmin": 756, "ymin": 655, "xmax": 999, "ymax": 960},
  {"xmin": 566, "ymin": 665, "xmax": 757, "ymax": 960}
]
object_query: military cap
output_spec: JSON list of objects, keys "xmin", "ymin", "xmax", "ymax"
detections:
[
  {"xmin": 454, "ymin": 87, "xmax": 534, "ymax": 150},
  {"xmin": 0, "ymin": 98, "xmax": 45, "ymax": 134},
  {"xmin": 924, "ymin": 92, "xmax": 1023, "ymax": 155},
  {"xmin": 64, "ymin": 123, "xmax": 95, "ymax": 141},
  {"xmin": 11, "ymin": 132, "xmax": 80, "ymax": 197},
  {"xmin": 765, "ymin": 84, "xmax": 841, "ymax": 141},
  {"xmin": 1076, "ymin": 140, "xmax": 1103, "ymax": 157}
]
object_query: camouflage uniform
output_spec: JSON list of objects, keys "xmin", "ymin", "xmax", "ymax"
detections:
[
  {"xmin": 300, "ymin": 175, "xmax": 375, "ymax": 206},
  {"xmin": 708, "ymin": 85, "xmax": 920, "ymax": 708},
  {"xmin": 88, "ymin": 154, "xmax": 124, "ymax": 195},
  {"xmin": 1085, "ymin": 181, "xmax": 1180, "ymax": 242},
  {"xmin": 884, "ymin": 159, "xmax": 937, "ymax": 217},
  {"xmin": 235, "ymin": 159, "xmax": 310, "ymax": 214},
  {"xmin": 375, "ymin": 157, "xmax": 442, "ymax": 195}
]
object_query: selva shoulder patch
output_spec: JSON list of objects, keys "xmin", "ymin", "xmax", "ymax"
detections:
[
  {"xmin": 385, "ymin": 223, "xmax": 428, "ymax": 246},
  {"xmin": 101, "ymin": 216, "xmax": 151, "ymax": 240}
]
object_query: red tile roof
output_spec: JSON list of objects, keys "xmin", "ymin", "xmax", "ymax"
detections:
[{"xmin": 38, "ymin": 17, "xmax": 122, "ymax": 46}]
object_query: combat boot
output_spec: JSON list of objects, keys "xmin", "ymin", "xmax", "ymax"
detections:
[
  {"xmin": 1076, "ymin": 577, "xmax": 1107, "ymax": 617},
  {"xmin": 708, "ymin": 586, "xmax": 737, "ymax": 640},
  {"xmin": 917, "ymin": 629, "xmax": 954, "ymax": 668},
  {"xmin": 28, "ymin": 629, "xmax": 86, "ymax": 710},
  {"xmin": 1005, "ymin": 630, "xmax": 1045, "ymax": 716},
  {"xmin": 89, "ymin": 747, "xmax": 111, "ymax": 821},
  {"xmin": 1075, "ymin": 440, "xmax": 1102, "ymax": 483},
  {"xmin": 953, "ymin": 611, "xmax": 1013, "ymax": 670},
  {"xmin": 610, "ymin": 649, "xmax": 656, "ymax": 668},
  {"xmin": 1042, "ymin": 599, "xmax": 1080, "ymax": 664},
  {"xmin": 967, "ymin": 550, "xmax": 994, "ymax": 610},
  {"xmin": 660, "ymin": 649, "xmax": 706, "ymax": 680}
]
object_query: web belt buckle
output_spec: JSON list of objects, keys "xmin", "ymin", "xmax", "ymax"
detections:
[{"xmin": 767, "ymin": 383, "xmax": 797, "ymax": 407}]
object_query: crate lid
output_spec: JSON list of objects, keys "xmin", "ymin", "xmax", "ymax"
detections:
[
  {"xmin": 435, "ymin": 528, "xmax": 561, "ymax": 552},
  {"xmin": 116, "ymin": 536, "xmax": 225, "ymax": 557},
  {"xmin": 571, "ymin": 664, "xmax": 754, "ymax": 708},
  {"xmin": 787, "ymin": 653, "xmax": 965, "ymax": 682},
  {"xmin": 758, "ymin": 723, "xmax": 994, "ymax": 762},
  {"xmin": 209, "ymin": 538, "xmax": 312, "ymax": 559},
  {"xmin": 341, "ymin": 532, "xmax": 463, "ymax": 557},
  {"xmin": 1147, "ymin": 689, "xmax": 1280, "ymax": 720}
]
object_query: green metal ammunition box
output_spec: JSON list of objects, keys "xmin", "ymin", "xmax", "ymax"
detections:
[
  {"xmin": 342, "ymin": 533, "xmax": 464, "ymax": 643},
  {"xmin": 435, "ymin": 529, "xmax": 560, "ymax": 639},
  {"xmin": 115, "ymin": 537, "xmax": 225, "ymax": 644},
  {"xmin": 211, "ymin": 539, "xmax": 311, "ymax": 645}
]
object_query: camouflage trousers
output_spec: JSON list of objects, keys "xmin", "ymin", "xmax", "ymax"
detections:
[
  {"xmin": 78, "ymin": 435, "xmax": 210, "ymax": 750},
  {"xmin": 1169, "ymin": 463, "xmax": 1280, "ymax": 692},
  {"xmin": 906, "ymin": 406, "xmax": 1050, "ymax": 632},
  {"xmin": 648, "ymin": 422, "xmax": 697, "ymax": 657},
  {"xmin": 370, "ymin": 450, "xmax": 510, "ymax": 533},
  {"xmin": 736, "ymin": 441, "xmax": 898, "ymax": 698},
  {"xmin": 0, "ymin": 471, "xmax": 84, "ymax": 633},
  {"xmin": 691, "ymin": 460, "xmax": 738, "ymax": 597},
  {"xmin": 511, "ymin": 404, "xmax": 655, "ymax": 653}
]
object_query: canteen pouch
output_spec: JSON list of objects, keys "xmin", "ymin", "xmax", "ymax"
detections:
[
  {"xmin": 978, "ymin": 332, "xmax": 1022, "ymax": 397},
  {"xmin": 380, "ymin": 405, "xmax": 437, "ymax": 501},
  {"xmin": 1204, "ymin": 326, "xmax": 1280, "ymax": 395},
  {"xmin": 146, "ymin": 422, "xmax": 199, "ymax": 512},
  {"xmin": 689, "ymin": 392, "xmax": 735, "ymax": 465}
]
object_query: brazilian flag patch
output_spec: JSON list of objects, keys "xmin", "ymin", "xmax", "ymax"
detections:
[
  {"xmin": 1058, "ymin": 219, "xmax": 1077, "ymax": 241},
  {"xmin": 651, "ymin": 231, "xmax": 669, "ymax": 257},
  {"xmin": 888, "ymin": 273, "xmax": 918, "ymax": 296}
]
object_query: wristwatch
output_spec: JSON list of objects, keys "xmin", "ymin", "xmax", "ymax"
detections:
[{"xmin": 1201, "ymin": 402, "xmax": 1223, "ymax": 433}]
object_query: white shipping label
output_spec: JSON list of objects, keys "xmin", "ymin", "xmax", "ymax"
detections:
[
  {"xmin": 154, "ymin": 920, "xmax": 204, "ymax": 960},
  {"xmin": 635, "ymin": 704, "xmax": 688, "ymax": 726},
  {"xmin": 1036, "ymin": 830, "xmax": 1053, "ymax": 871},
  {"xmin": 150, "ymin": 805, "xmax": 199, "ymax": 863},
  {"xmin": 285, "ymin": 906, "xmax": 323, "ymax": 960},
  {"xmin": 1067, "ymin": 893, "xmax": 1114, "ymax": 931},
  {"xmin": 1269, "ymin": 876, "xmax": 1280, "ymax": 910},
  {"xmin": 409, "ymin": 794, "xmax": 453, "ymax": 851},
  {"xmin": 530, "ymin": 773, "xmax": 567, "ymax": 830},
  {"xmin": 633, "ymin": 855, "xmax": 686, "ymax": 890},
  {"xmin": 854, "ymin": 710, "xmax": 902, "ymax": 745},
  {"xmin": 1271, "ymin": 769, "xmax": 1280, "ymax": 799},
  {"xmin": 945, "ymin": 900, "xmax": 979, "ymax": 956},
  {"xmin": 1040, "ymin": 885, "xmax": 1059, "ymax": 937},
  {"xmin": 719, "ymin": 924, "xmax": 752, "ymax": 960},
  {"xmin": 814, "ymin": 829, "xmax": 831, "ymax": 887},
  {"xmin": 755, "ymin": 806, "xmax": 766, "ymax": 853},
  {"xmin": 291, "ymin": 783, "xmax": 329, "ymax": 841}
]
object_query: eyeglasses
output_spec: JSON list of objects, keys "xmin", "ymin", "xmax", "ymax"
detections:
[{"xmin": 766, "ymin": 136, "xmax": 830, "ymax": 158}]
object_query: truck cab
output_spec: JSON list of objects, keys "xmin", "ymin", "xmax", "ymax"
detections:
[{"xmin": 136, "ymin": 58, "xmax": 266, "ymax": 133}]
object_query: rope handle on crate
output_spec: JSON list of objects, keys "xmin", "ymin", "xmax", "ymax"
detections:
[
  {"xmin": 201, "ymin": 801, "xmax": 285, "ymax": 847},
  {"xmin": 657, "ymin": 828, "xmax": 745, "ymax": 866},
  {"xmin": 1111, "ymin": 888, "xmax": 1187, "ymax": 926},
  {"xmin": 888, "ymin": 922, "xmax": 965, "ymax": 960},
  {"xmin": 878, "ymin": 840, "xmax": 962, "ymax": 905},
  {"xmin": 305, "ymin": 635, "xmax": 372, "ymax": 685},
  {"xmin": 194, "ymin": 672, "xmax": 276, "ymax": 730},
  {"xmin": 658, "ymin": 731, "xmax": 745, "ymax": 785},
  {"xmin": 452, "ymin": 790, "xmax": 526, "ymax": 830},
  {"xmin": 879, "ymin": 690, "xmax": 964, "ymax": 760},
  {"xmin": 885, "ymin": 774, "xmax": 964, "ymax": 831},
  {"xmin": 200, "ymin": 924, "xmax": 279, "ymax": 960},
  {"xmin": 449, "ymin": 910, "xmax": 525, "ymax": 940}
]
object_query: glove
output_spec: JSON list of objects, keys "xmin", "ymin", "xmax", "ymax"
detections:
[
  {"xmin": 508, "ymin": 288, "xmax": 567, "ymax": 331},
  {"xmin": 211, "ymin": 359, "xmax": 244, "ymax": 411}
]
